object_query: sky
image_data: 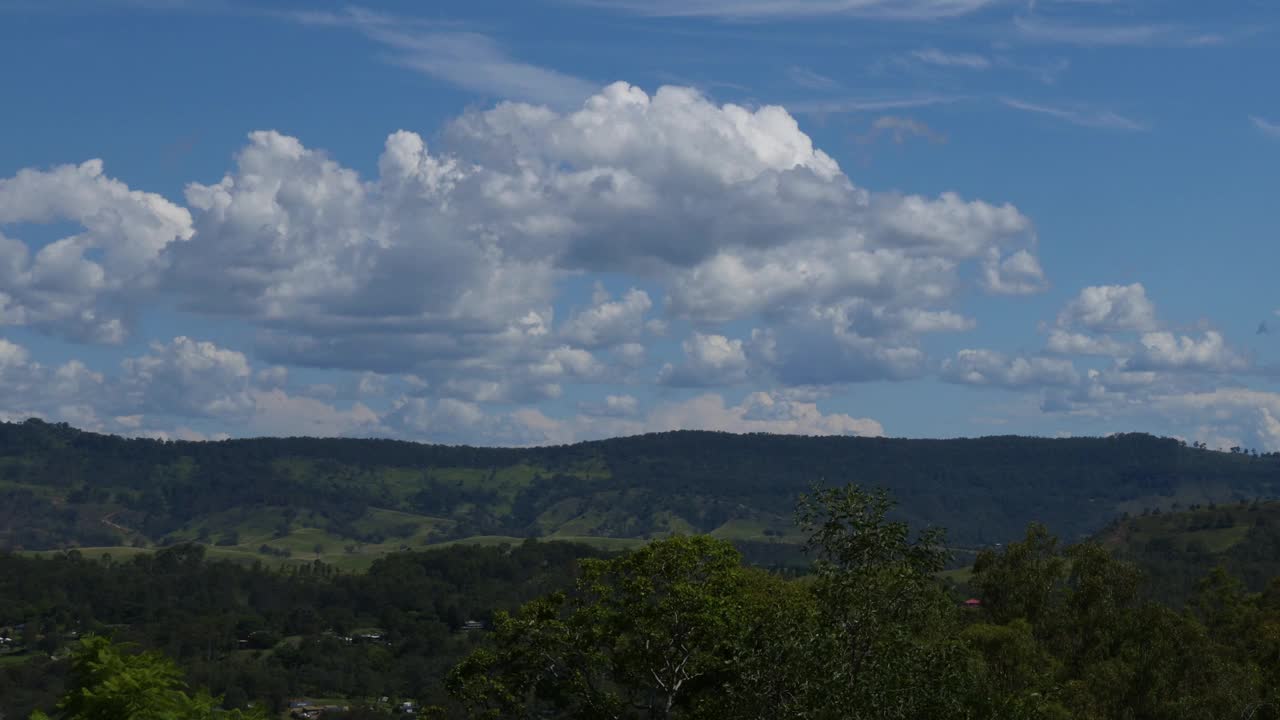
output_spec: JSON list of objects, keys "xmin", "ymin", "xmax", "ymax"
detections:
[{"xmin": 0, "ymin": 0, "xmax": 1278, "ymax": 448}]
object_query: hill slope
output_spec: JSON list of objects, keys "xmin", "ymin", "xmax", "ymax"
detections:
[
  {"xmin": 1098, "ymin": 500, "xmax": 1280, "ymax": 603},
  {"xmin": 3, "ymin": 418, "xmax": 1279, "ymax": 565}
]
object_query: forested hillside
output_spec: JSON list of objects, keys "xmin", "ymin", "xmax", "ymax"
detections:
[
  {"xmin": 11, "ymin": 488, "xmax": 1280, "ymax": 719},
  {"xmin": 3, "ymin": 418, "xmax": 1279, "ymax": 565},
  {"xmin": 0, "ymin": 540, "xmax": 607, "ymax": 717},
  {"xmin": 1099, "ymin": 500, "xmax": 1280, "ymax": 604}
]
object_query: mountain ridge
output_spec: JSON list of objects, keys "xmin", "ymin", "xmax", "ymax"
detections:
[{"xmin": 4, "ymin": 418, "xmax": 1279, "ymax": 567}]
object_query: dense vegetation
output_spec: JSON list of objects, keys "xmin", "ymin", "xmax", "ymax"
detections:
[
  {"xmin": 446, "ymin": 489, "xmax": 1280, "ymax": 719},
  {"xmin": 4, "ymin": 418, "xmax": 1279, "ymax": 566},
  {"xmin": 14, "ymin": 487, "xmax": 1280, "ymax": 719},
  {"xmin": 1099, "ymin": 499, "xmax": 1280, "ymax": 604},
  {"xmin": 10, "ymin": 418, "xmax": 1280, "ymax": 717},
  {"xmin": 0, "ymin": 540, "xmax": 607, "ymax": 718},
  {"xmin": 27, "ymin": 635, "xmax": 268, "ymax": 720}
]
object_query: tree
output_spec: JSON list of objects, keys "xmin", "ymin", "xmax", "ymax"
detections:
[
  {"xmin": 449, "ymin": 485, "xmax": 987, "ymax": 720},
  {"xmin": 971, "ymin": 527, "xmax": 1271, "ymax": 720},
  {"xmin": 960, "ymin": 620, "xmax": 1067, "ymax": 720},
  {"xmin": 29, "ymin": 636, "xmax": 266, "ymax": 720},
  {"xmin": 1194, "ymin": 567, "xmax": 1259, "ymax": 660},
  {"xmin": 448, "ymin": 535, "xmax": 764, "ymax": 720},
  {"xmin": 971, "ymin": 524, "xmax": 1068, "ymax": 628},
  {"xmin": 789, "ymin": 485, "xmax": 980, "ymax": 720}
]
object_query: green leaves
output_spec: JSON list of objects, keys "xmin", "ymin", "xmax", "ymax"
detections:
[
  {"xmin": 448, "ymin": 487, "xmax": 1280, "ymax": 719},
  {"xmin": 792, "ymin": 485, "xmax": 979, "ymax": 720},
  {"xmin": 450, "ymin": 485, "xmax": 983, "ymax": 720},
  {"xmin": 972, "ymin": 523, "xmax": 1067, "ymax": 627},
  {"xmin": 449, "ymin": 536, "xmax": 760, "ymax": 720},
  {"xmin": 969, "ymin": 526, "xmax": 1280, "ymax": 720},
  {"xmin": 961, "ymin": 620, "xmax": 1065, "ymax": 719},
  {"xmin": 26, "ymin": 481, "xmax": 1280, "ymax": 720},
  {"xmin": 33, "ymin": 635, "xmax": 266, "ymax": 720}
]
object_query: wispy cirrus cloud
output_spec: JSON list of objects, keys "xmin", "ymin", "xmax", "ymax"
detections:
[
  {"xmin": 1001, "ymin": 97, "xmax": 1146, "ymax": 131},
  {"xmin": 0, "ymin": 0, "xmax": 228, "ymax": 11},
  {"xmin": 786, "ymin": 94, "xmax": 962, "ymax": 115},
  {"xmin": 569, "ymin": 0, "xmax": 1003, "ymax": 20},
  {"xmin": 787, "ymin": 65, "xmax": 841, "ymax": 91},
  {"xmin": 1013, "ymin": 16, "xmax": 1226, "ymax": 48},
  {"xmin": 882, "ymin": 46, "xmax": 1066, "ymax": 85},
  {"xmin": 858, "ymin": 115, "xmax": 948, "ymax": 145},
  {"xmin": 287, "ymin": 7, "xmax": 596, "ymax": 108},
  {"xmin": 1251, "ymin": 115, "xmax": 1280, "ymax": 139},
  {"xmin": 911, "ymin": 48, "xmax": 992, "ymax": 70}
]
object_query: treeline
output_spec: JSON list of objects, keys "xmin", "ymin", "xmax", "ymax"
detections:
[
  {"xmin": 0, "ymin": 541, "xmax": 608, "ymax": 718},
  {"xmin": 5, "ymin": 418, "xmax": 1280, "ymax": 551},
  {"xmin": 1106, "ymin": 501, "xmax": 1280, "ymax": 605},
  {"xmin": 446, "ymin": 489, "xmax": 1280, "ymax": 719},
  {"xmin": 16, "ymin": 487, "xmax": 1280, "ymax": 718}
]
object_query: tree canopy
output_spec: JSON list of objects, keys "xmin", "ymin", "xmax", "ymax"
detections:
[
  {"xmin": 30, "ymin": 635, "xmax": 266, "ymax": 720},
  {"xmin": 446, "ymin": 487, "xmax": 1280, "ymax": 720},
  {"xmin": 5, "ymin": 418, "xmax": 1278, "ymax": 555},
  {"xmin": 12, "ymin": 482, "xmax": 1280, "ymax": 719}
]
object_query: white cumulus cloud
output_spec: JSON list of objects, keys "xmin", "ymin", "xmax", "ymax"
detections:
[
  {"xmin": 942, "ymin": 349, "xmax": 1080, "ymax": 388},
  {"xmin": 1045, "ymin": 329, "xmax": 1129, "ymax": 356},
  {"xmin": 659, "ymin": 332, "xmax": 752, "ymax": 387},
  {"xmin": 0, "ymin": 82, "xmax": 1064, "ymax": 441},
  {"xmin": 645, "ymin": 391, "xmax": 884, "ymax": 437},
  {"xmin": 561, "ymin": 287, "xmax": 654, "ymax": 348},
  {"xmin": 1127, "ymin": 330, "xmax": 1248, "ymax": 373},
  {"xmin": 1057, "ymin": 283, "xmax": 1158, "ymax": 332},
  {"xmin": 0, "ymin": 160, "xmax": 193, "ymax": 343}
]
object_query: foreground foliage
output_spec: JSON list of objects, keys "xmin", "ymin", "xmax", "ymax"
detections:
[
  {"xmin": 0, "ymin": 541, "xmax": 606, "ymax": 718},
  {"xmin": 448, "ymin": 488, "xmax": 1280, "ymax": 719},
  {"xmin": 29, "ymin": 636, "xmax": 266, "ymax": 720},
  {"xmin": 14, "ymin": 484, "xmax": 1280, "ymax": 718}
]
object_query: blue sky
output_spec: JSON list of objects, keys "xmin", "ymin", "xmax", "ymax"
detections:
[{"xmin": 1, "ymin": 0, "xmax": 1278, "ymax": 447}]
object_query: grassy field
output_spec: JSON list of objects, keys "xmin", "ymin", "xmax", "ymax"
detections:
[
  {"xmin": 433, "ymin": 534, "xmax": 646, "ymax": 553},
  {"xmin": 552, "ymin": 509, "xmax": 609, "ymax": 537},
  {"xmin": 1172, "ymin": 524, "xmax": 1251, "ymax": 552},
  {"xmin": 938, "ymin": 566, "xmax": 974, "ymax": 585},
  {"xmin": 16, "ymin": 469, "xmax": 806, "ymax": 572},
  {"xmin": 1113, "ymin": 480, "xmax": 1252, "ymax": 518},
  {"xmin": 26, "ymin": 532, "xmax": 649, "ymax": 572},
  {"xmin": 710, "ymin": 517, "xmax": 802, "ymax": 543},
  {"xmin": 936, "ymin": 504, "xmax": 1278, "ymax": 589},
  {"xmin": 0, "ymin": 651, "xmax": 42, "ymax": 667},
  {"xmin": 654, "ymin": 511, "xmax": 698, "ymax": 536},
  {"xmin": 19, "ymin": 496, "xmax": 807, "ymax": 571},
  {"xmin": 27, "ymin": 544, "xmax": 314, "ymax": 568},
  {"xmin": 0, "ymin": 476, "xmax": 60, "ymax": 498},
  {"xmin": 1098, "ymin": 500, "xmax": 1280, "ymax": 556}
]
